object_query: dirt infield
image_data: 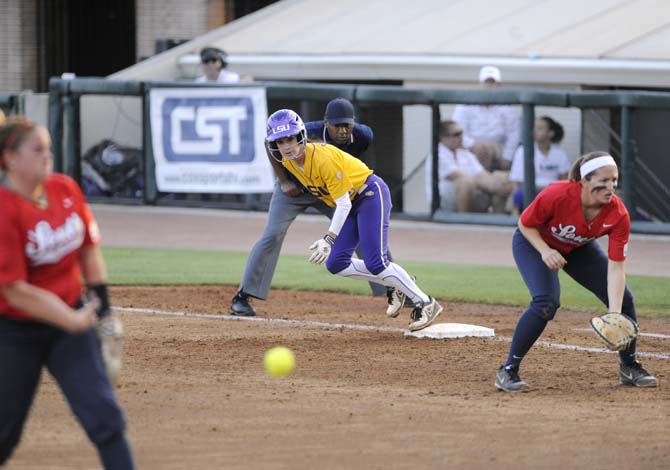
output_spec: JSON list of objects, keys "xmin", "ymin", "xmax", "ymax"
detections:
[
  {"xmin": 8, "ymin": 205, "xmax": 670, "ymax": 469},
  {"xmin": 11, "ymin": 286, "xmax": 670, "ymax": 469}
]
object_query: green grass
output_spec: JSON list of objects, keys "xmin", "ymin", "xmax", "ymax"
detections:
[{"xmin": 103, "ymin": 247, "xmax": 670, "ymax": 318}]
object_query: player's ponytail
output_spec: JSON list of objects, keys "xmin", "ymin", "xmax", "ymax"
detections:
[{"xmin": 568, "ymin": 150, "xmax": 613, "ymax": 182}]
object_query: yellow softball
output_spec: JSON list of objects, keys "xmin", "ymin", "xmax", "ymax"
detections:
[{"xmin": 263, "ymin": 346, "xmax": 296, "ymax": 377}]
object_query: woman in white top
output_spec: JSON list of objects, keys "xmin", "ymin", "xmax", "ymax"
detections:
[
  {"xmin": 195, "ymin": 47, "xmax": 241, "ymax": 84},
  {"xmin": 509, "ymin": 116, "xmax": 571, "ymax": 212}
]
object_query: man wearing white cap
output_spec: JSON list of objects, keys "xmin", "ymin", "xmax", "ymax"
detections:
[{"xmin": 452, "ymin": 65, "xmax": 520, "ymax": 172}]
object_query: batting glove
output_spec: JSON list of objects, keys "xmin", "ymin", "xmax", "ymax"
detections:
[{"xmin": 309, "ymin": 234, "xmax": 335, "ymax": 265}]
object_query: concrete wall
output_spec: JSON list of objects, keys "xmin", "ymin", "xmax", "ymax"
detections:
[
  {"xmin": 136, "ymin": 0, "xmax": 211, "ymax": 60},
  {"xmin": 0, "ymin": 1, "xmax": 38, "ymax": 92}
]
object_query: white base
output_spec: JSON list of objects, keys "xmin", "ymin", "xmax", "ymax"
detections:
[{"xmin": 405, "ymin": 322, "xmax": 495, "ymax": 339}]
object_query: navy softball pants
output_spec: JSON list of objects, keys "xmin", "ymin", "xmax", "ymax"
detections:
[
  {"xmin": 326, "ymin": 174, "xmax": 392, "ymax": 275},
  {"xmin": 0, "ymin": 316, "xmax": 133, "ymax": 469},
  {"xmin": 505, "ymin": 229, "xmax": 637, "ymax": 368}
]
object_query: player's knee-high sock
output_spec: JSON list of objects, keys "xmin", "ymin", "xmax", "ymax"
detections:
[
  {"xmin": 334, "ymin": 260, "xmax": 429, "ymax": 304},
  {"xmin": 619, "ymin": 293, "xmax": 637, "ymax": 364},
  {"xmin": 505, "ymin": 310, "xmax": 548, "ymax": 369},
  {"xmin": 334, "ymin": 260, "xmax": 387, "ymax": 285},
  {"xmin": 96, "ymin": 432, "xmax": 135, "ymax": 470},
  {"xmin": 619, "ymin": 339, "xmax": 637, "ymax": 365},
  {"xmin": 377, "ymin": 263, "xmax": 430, "ymax": 304}
]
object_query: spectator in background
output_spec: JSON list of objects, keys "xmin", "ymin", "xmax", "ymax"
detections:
[
  {"xmin": 192, "ymin": 46, "xmax": 250, "ymax": 204},
  {"xmin": 196, "ymin": 47, "xmax": 247, "ymax": 83},
  {"xmin": 425, "ymin": 120, "xmax": 514, "ymax": 213},
  {"xmin": 509, "ymin": 116, "xmax": 572, "ymax": 214},
  {"xmin": 452, "ymin": 66, "xmax": 520, "ymax": 171},
  {"xmin": 0, "ymin": 109, "xmax": 5, "ymax": 127}
]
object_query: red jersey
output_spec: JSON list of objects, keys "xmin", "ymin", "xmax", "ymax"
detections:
[
  {"xmin": 520, "ymin": 180, "xmax": 630, "ymax": 261},
  {"xmin": 0, "ymin": 173, "xmax": 100, "ymax": 320}
]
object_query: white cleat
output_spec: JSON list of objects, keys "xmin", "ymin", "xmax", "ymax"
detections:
[
  {"xmin": 386, "ymin": 287, "xmax": 407, "ymax": 318},
  {"xmin": 408, "ymin": 297, "xmax": 443, "ymax": 332}
]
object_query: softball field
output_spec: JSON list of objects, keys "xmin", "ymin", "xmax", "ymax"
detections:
[{"xmin": 10, "ymin": 205, "xmax": 670, "ymax": 470}]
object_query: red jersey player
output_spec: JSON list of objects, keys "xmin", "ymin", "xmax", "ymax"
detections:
[
  {"xmin": 495, "ymin": 151, "xmax": 658, "ymax": 392},
  {"xmin": 0, "ymin": 118, "xmax": 135, "ymax": 469}
]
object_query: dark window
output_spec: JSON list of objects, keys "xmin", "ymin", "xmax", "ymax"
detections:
[
  {"xmin": 232, "ymin": 0, "xmax": 278, "ymax": 19},
  {"xmin": 37, "ymin": 0, "xmax": 136, "ymax": 91}
]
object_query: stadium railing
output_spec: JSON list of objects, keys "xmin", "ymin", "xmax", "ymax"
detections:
[{"xmin": 47, "ymin": 77, "xmax": 670, "ymax": 234}]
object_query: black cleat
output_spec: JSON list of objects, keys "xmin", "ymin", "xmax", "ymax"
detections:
[
  {"xmin": 495, "ymin": 365, "xmax": 529, "ymax": 392},
  {"xmin": 231, "ymin": 292, "xmax": 256, "ymax": 317},
  {"xmin": 619, "ymin": 361, "xmax": 658, "ymax": 387}
]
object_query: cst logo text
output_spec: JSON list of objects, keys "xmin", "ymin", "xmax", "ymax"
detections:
[{"xmin": 161, "ymin": 97, "xmax": 255, "ymax": 163}]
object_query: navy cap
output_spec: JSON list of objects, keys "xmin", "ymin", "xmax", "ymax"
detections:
[{"xmin": 325, "ymin": 98, "xmax": 355, "ymax": 125}]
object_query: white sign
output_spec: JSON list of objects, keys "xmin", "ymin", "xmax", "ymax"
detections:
[{"xmin": 150, "ymin": 87, "xmax": 273, "ymax": 193}]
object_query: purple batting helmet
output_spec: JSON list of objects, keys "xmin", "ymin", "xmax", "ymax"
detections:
[{"xmin": 266, "ymin": 109, "xmax": 307, "ymax": 162}]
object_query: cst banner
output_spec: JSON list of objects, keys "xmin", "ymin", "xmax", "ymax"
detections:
[{"xmin": 150, "ymin": 87, "xmax": 273, "ymax": 193}]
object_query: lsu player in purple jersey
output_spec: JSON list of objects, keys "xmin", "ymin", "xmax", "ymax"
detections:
[{"xmin": 266, "ymin": 109, "xmax": 442, "ymax": 331}]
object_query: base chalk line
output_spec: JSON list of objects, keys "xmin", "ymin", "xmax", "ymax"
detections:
[
  {"xmin": 574, "ymin": 327, "xmax": 670, "ymax": 340},
  {"xmin": 114, "ymin": 306, "xmax": 670, "ymax": 360}
]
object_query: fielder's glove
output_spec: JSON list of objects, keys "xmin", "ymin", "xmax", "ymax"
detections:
[
  {"xmin": 96, "ymin": 315, "xmax": 124, "ymax": 385},
  {"xmin": 308, "ymin": 234, "xmax": 335, "ymax": 264},
  {"xmin": 589, "ymin": 312, "xmax": 639, "ymax": 351}
]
